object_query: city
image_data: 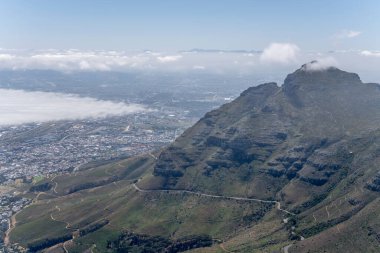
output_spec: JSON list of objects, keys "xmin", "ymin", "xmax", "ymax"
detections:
[{"xmin": 0, "ymin": 109, "xmax": 195, "ymax": 252}]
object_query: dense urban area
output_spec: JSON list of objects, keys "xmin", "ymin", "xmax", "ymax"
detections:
[
  {"xmin": 0, "ymin": 112, "xmax": 192, "ymax": 183},
  {"xmin": 0, "ymin": 110, "xmax": 195, "ymax": 252}
]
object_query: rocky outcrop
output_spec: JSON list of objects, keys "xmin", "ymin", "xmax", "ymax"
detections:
[{"xmin": 366, "ymin": 172, "xmax": 380, "ymax": 192}]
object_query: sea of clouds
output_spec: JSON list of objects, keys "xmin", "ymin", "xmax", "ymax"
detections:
[
  {"xmin": 0, "ymin": 44, "xmax": 379, "ymax": 82},
  {"xmin": 0, "ymin": 89, "xmax": 148, "ymax": 126}
]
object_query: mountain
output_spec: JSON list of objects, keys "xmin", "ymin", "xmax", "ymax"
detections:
[
  {"xmin": 8, "ymin": 62, "xmax": 380, "ymax": 252},
  {"xmin": 151, "ymin": 62, "xmax": 380, "ymax": 196}
]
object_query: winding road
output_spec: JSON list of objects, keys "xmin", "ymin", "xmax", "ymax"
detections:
[
  {"xmin": 283, "ymin": 244, "xmax": 293, "ymax": 253},
  {"xmin": 3, "ymin": 214, "xmax": 16, "ymax": 246},
  {"xmin": 5, "ymin": 167, "xmax": 299, "ymax": 252},
  {"xmin": 51, "ymin": 175, "xmax": 59, "ymax": 194},
  {"xmin": 325, "ymin": 206, "xmax": 330, "ymax": 219},
  {"xmin": 50, "ymin": 205, "xmax": 72, "ymax": 229},
  {"xmin": 148, "ymin": 153, "xmax": 158, "ymax": 160},
  {"xmin": 133, "ymin": 182, "xmax": 299, "ymax": 252},
  {"xmin": 219, "ymin": 243, "xmax": 233, "ymax": 253},
  {"xmin": 63, "ymin": 240, "xmax": 70, "ymax": 253},
  {"xmin": 132, "ymin": 183, "xmax": 295, "ymax": 215}
]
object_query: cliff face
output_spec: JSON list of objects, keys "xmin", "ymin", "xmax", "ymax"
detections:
[
  {"xmin": 152, "ymin": 63, "xmax": 380, "ymax": 206},
  {"xmin": 146, "ymin": 63, "xmax": 380, "ymax": 252}
]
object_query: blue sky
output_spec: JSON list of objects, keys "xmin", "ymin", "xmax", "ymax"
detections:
[
  {"xmin": 1, "ymin": 0, "xmax": 380, "ymax": 82},
  {"xmin": 0, "ymin": 0, "xmax": 379, "ymax": 51}
]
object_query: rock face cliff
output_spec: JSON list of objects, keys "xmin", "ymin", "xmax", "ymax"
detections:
[
  {"xmin": 152, "ymin": 62, "xmax": 380, "ymax": 207},
  {"xmin": 146, "ymin": 63, "xmax": 380, "ymax": 252}
]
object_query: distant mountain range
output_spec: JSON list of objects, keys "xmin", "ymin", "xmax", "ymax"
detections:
[{"xmin": 9, "ymin": 62, "xmax": 380, "ymax": 252}]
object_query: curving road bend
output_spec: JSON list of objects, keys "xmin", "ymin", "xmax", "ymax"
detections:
[
  {"xmin": 133, "ymin": 182, "xmax": 299, "ymax": 252},
  {"xmin": 283, "ymin": 243, "xmax": 293, "ymax": 253},
  {"xmin": 132, "ymin": 183, "xmax": 295, "ymax": 215}
]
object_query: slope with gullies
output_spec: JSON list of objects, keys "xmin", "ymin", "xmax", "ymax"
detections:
[{"xmin": 8, "ymin": 62, "xmax": 380, "ymax": 252}]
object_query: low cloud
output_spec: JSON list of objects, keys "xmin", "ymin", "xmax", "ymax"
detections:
[
  {"xmin": 0, "ymin": 89, "xmax": 148, "ymax": 126},
  {"xmin": 0, "ymin": 50, "xmax": 153, "ymax": 72},
  {"xmin": 301, "ymin": 57, "xmax": 338, "ymax": 71},
  {"xmin": 156, "ymin": 55, "xmax": 182, "ymax": 63},
  {"xmin": 0, "ymin": 54, "xmax": 15, "ymax": 60},
  {"xmin": 260, "ymin": 43, "xmax": 300, "ymax": 64},
  {"xmin": 361, "ymin": 50, "xmax": 380, "ymax": 57},
  {"xmin": 0, "ymin": 48, "xmax": 380, "ymax": 82}
]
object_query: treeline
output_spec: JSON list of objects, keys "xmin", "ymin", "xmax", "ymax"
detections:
[
  {"xmin": 165, "ymin": 235, "xmax": 213, "ymax": 252},
  {"xmin": 28, "ymin": 234, "xmax": 72, "ymax": 252},
  {"xmin": 79, "ymin": 219, "xmax": 109, "ymax": 237},
  {"xmin": 27, "ymin": 220, "xmax": 109, "ymax": 251},
  {"xmin": 67, "ymin": 176, "xmax": 117, "ymax": 194},
  {"xmin": 242, "ymin": 203, "xmax": 273, "ymax": 223},
  {"xmin": 153, "ymin": 168, "xmax": 184, "ymax": 178},
  {"xmin": 30, "ymin": 182, "xmax": 53, "ymax": 192},
  {"xmin": 107, "ymin": 231, "xmax": 212, "ymax": 253},
  {"xmin": 366, "ymin": 172, "xmax": 380, "ymax": 192},
  {"xmin": 66, "ymin": 158, "xmax": 150, "ymax": 194},
  {"xmin": 118, "ymin": 157, "xmax": 148, "ymax": 179},
  {"xmin": 292, "ymin": 193, "xmax": 328, "ymax": 214}
]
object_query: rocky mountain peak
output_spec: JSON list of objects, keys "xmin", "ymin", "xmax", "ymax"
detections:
[
  {"xmin": 283, "ymin": 61, "xmax": 361, "ymax": 91},
  {"xmin": 281, "ymin": 61, "xmax": 364, "ymax": 108},
  {"xmin": 152, "ymin": 63, "xmax": 380, "ymax": 190}
]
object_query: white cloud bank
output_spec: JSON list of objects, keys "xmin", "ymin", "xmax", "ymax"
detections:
[
  {"xmin": 0, "ymin": 89, "xmax": 148, "ymax": 126},
  {"xmin": 0, "ymin": 47, "xmax": 380, "ymax": 82},
  {"xmin": 361, "ymin": 50, "xmax": 380, "ymax": 57},
  {"xmin": 0, "ymin": 46, "xmax": 300, "ymax": 72},
  {"xmin": 0, "ymin": 50, "xmax": 153, "ymax": 72},
  {"xmin": 156, "ymin": 55, "xmax": 182, "ymax": 63},
  {"xmin": 260, "ymin": 43, "xmax": 300, "ymax": 64}
]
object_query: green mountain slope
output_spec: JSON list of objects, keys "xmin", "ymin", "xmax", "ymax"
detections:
[{"xmin": 8, "ymin": 62, "xmax": 380, "ymax": 252}]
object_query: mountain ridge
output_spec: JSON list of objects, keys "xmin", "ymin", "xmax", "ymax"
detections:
[
  {"xmin": 151, "ymin": 63, "xmax": 380, "ymax": 196},
  {"xmin": 7, "ymin": 63, "xmax": 380, "ymax": 252}
]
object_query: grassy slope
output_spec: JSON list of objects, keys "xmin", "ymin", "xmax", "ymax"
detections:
[
  {"xmin": 11, "ymin": 154, "xmax": 285, "ymax": 253},
  {"xmin": 292, "ymin": 198, "xmax": 380, "ymax": 253},
  {"xmin": 10, "ymin": 142, "xmax": 380, "ymax": 253}
]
